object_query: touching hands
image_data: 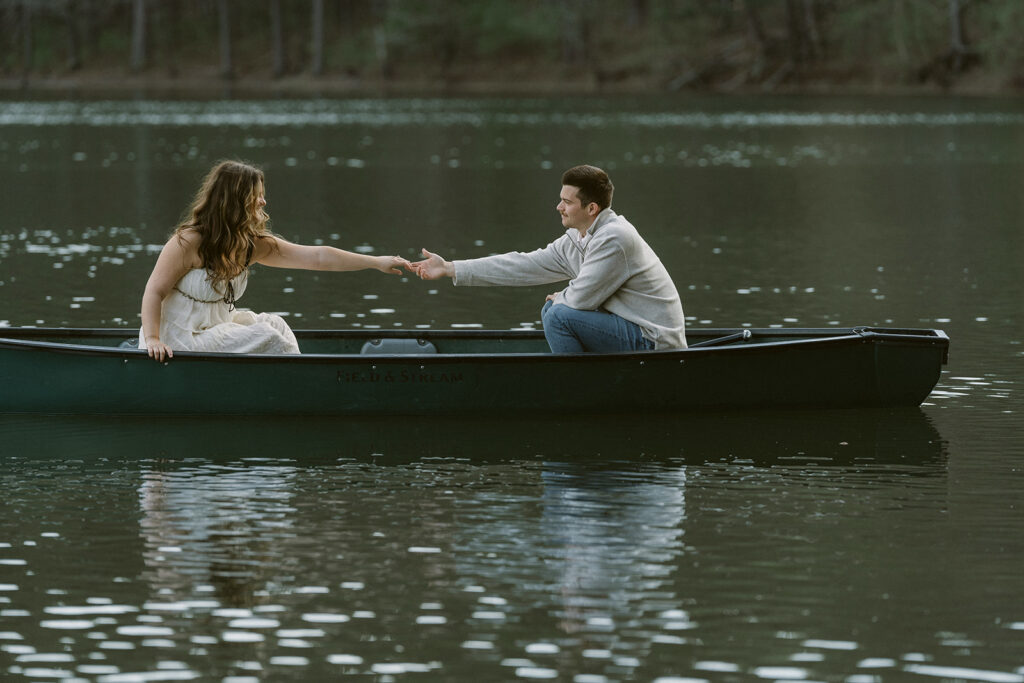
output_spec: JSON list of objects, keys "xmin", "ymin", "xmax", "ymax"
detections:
[{"xmin": 410, "ymin": 249, "xmax": 455, "ymax": 280}]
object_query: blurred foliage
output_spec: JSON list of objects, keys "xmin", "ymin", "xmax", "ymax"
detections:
[
  {"xmin": 383, "ymin": 0, "xmax": 562, "ymax": 63},
  {"xmin": 971, "ymin": 1, "xmax": 1024, "ymax": 71},
  {"xmin": 0, "ymin": 0, "xmax": 1021, "ymax": 91}
]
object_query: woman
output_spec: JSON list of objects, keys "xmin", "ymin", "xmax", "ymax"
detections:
[{"xmin": 140, "ymin": 160, "xmax": 409, "ymax": 362}]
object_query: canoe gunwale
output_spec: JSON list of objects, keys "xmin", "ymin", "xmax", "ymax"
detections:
[
  {"xmin": 854, "ymin": 326, "xmax": 950, "ymax": 364},
  {"xmin": 0, "ymin": 326, "xmax": 950, "ymax": 365}
]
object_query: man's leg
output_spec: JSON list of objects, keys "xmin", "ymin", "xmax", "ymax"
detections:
[{"xmin": 541, "ymin": 301, "xmax": 653, "ymax": 353}]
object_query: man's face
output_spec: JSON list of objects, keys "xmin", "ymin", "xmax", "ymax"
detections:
[{"xmin": 556, "ymin": 185, "xmax": 595, "ymax": 232}]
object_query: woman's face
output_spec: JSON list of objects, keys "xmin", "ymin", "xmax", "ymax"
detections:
[{"xmin": 252, "ymin": 181, "xmax": 267, "ymax": 221}]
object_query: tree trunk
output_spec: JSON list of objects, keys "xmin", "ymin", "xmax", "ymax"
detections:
[
  {"xmin": 65, "ymin": 0, "xmax": 82, "ymax": 71},
  {"xmin": 741, "ymin": 0, "xmax": 768, "ymax": 79},
  {"xmin": 270, "ymin": 0, "xmax": 285, "ymax": 77},
  {"xmin": 158, "ymin": 0, "xmax": 181, "ymax": 77},
  {"xmin": 802, "ymin": 0, "xmax": 822, "ymax": 59},
  {"xmin": 742, "ymin": 0, "xmax": 768, "ymax": 56},
  {"xmin": 560, "ymin": 0, "xmax": 587, "ymax": 65},
  {"xmin": 218, "ymin": 0, "xmax": 233, "ymax": 79},
  {"xmin": 311, "ymin": 0, "xmax": 324, "ymax": 75},
  {"xmin": 130, "ymin": 0, "xmax": 146, "ymax": 72},
  {"xmin": 627, "ymin": 0, "xmax": 648, "ymax": 30},
  {"xmin": 785, "ymin": 0, "xmax": 808, "ymax": 65},
  {"xmin": 371, "ymin": 0, "xmax": 391, "ymax": 79},
  {"xmin": 80, "ymin": 0, "xmax": 99, "ymax": 60},
  {"xmin": 21, "ymin": 0, "xmax": 32, "ymax": 78},
  {"xmin": 892, "ymin": 0, "xmax": 908, "ymax": 63},
  {"xmin": 949, "ymin": 0, "xmax": 966, "ymax": 71},
  {"xmin": 916, "ymin": 0, "xmax": 976, "ymax": 85}
]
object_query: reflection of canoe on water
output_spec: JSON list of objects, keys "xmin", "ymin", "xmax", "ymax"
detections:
[
  {"xmin": 1, "ymin": 408, "xmax": 946, "ymax": 468},
  {"xmin": 0, "ymin": 326, "xmax": 949, "ymax": 416}
]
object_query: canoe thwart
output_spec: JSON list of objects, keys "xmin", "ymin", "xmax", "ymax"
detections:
[{"xmin": 690, "ymin": 329, "xmax": 752, "ymax": 348}]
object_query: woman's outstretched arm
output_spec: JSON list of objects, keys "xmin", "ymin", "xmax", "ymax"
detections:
[{"xmin": 254, "ymin": 236, "xmax": 410, "ymax": 274}]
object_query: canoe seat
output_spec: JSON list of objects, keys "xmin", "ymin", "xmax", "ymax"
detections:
[{"xmin": 360, "ymin": 338, "xmax": 437, "ymax": 355}]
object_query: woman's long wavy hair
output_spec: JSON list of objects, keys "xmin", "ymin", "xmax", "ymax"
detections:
[{"xmin": 175, "ymin": 160, "xmax": 274, "ymax": 287}]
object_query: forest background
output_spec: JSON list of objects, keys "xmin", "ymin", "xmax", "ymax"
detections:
[{"xmin": 1, "ymin": 0, "xmax": 1023, "ymax": 96}]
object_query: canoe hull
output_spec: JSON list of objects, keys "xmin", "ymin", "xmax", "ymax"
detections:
[{"xmin": 0, "ymin": 327, "xmax": 949, "ymax": 416}]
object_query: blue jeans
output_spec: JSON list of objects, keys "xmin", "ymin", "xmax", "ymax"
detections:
[{"xmin": 541, "ymin": 300, "xmax": 655, "ymax": 353}]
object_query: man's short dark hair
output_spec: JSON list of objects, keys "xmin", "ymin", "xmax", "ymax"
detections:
[{"xmin": 562, "ymin": 165, "xmax": 614, "ymax": 211}]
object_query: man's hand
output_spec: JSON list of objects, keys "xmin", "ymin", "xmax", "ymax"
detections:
[{"xmin": 410, "ymin": 249, "xmax": 455, "ymax": 280}]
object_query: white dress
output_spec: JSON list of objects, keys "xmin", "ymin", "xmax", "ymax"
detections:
[{"xmin": 139, "ymin": 268, "xmax": 300, "ymax": 354}]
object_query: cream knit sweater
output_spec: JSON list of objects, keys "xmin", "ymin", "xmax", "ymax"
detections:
[{"xmin": 453, "ymin": 209, "xmax": 687, "ymax": 349}]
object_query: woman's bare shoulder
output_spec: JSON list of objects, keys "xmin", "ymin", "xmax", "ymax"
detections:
[
  {"xmin": 163, "ymin": 228, "xmax": 203, "ymax": 269},
  {"xmin": 169, "ymin": 227, "xmax": 202, "ymax": 249},
  {"xmin": 175, "ymin": 227, "xmax": 202, "ymax": 242}
]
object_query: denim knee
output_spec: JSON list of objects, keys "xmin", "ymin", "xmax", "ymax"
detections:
[
  {"xmin": 541, "ymin": 299, "xmax": 555, "ymax": 321},
  {"xmin": 541, "ymin": 300, "xmax": 567, "ymax": 325}
]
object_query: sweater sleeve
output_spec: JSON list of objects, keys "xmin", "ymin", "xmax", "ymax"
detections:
[{"xmin": 453, "ymin": 238, "xmax": 573, "ymax": 287}]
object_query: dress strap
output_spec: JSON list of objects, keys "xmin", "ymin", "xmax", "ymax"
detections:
[
  {"xmin": 173, "ymin": 286, "xmax": 225, "ymax": 305},
  {"xmin": 226, "ymin": 242, "xmax": 254, "ymax": 312}
]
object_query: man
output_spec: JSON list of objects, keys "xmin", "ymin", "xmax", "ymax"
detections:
[{"xmin": 410, "ymin": 165, "xmax": 687, "ymax": 352}]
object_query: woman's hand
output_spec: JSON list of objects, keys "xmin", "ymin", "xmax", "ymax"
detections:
[
  {"xmin": 376, "ymin": 255, "xmax": 412, "ymax": 275},
  {"xmin": 147, "ymin": 337, "xmax": 173, "ymax": 363}
]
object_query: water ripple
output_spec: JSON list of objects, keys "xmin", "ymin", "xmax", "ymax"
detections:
[{"xmin": 3, "ymin": 100, "xmax": 1024, "ymax": 129}]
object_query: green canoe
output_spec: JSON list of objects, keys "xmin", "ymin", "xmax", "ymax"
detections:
[{"xmin": 0, "ymin": 326, "xmax": 949, "ymax": 416}]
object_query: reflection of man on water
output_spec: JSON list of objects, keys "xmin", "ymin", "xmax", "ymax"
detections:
[
  {"xmin": 542, "ymin": 465, "xmax": 687, "ymax": 633},
  {"xmin": 457, "ymin": 463, "xmax": 688, "ymax": 651},
  {"xmin": 410, "ymin": 165, "xmax": 687, "ymax": 352}
]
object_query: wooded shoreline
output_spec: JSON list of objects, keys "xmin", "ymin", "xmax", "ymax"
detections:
[
  {"xmin": 3, "ymin": 0, "xmax": 1022, "ymax": 99},
  {"xmin": 2, "ymin": 69, "xmax": 1016, "ymax": 100}
]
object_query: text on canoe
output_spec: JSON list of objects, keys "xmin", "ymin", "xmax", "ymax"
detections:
[{"xmin": 337, "ymin": 369, "xmax": 464, "ymax": 384}]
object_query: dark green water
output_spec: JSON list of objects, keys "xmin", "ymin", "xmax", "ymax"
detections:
[{"xmin": 1, "ymin": 96, "xmax": 1022, "ymax": 682}]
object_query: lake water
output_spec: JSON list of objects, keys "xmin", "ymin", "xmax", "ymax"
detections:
[{"xmin": 1, "ymin": 95, "xmax": 1022, "ymax": 682}]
